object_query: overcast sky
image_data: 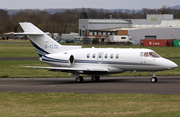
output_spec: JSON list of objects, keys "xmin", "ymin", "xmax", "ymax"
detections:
[{"xmin": 0, "ymin": 0, "xmax": 179, "ymax": 9}]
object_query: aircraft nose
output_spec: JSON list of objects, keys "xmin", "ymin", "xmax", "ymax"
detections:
[{"xmin": 166, "ymin": 60, "xmax": 178, "ymax": 70}]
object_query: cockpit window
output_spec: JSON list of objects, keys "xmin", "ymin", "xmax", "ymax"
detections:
[
  {"xmin": 149, "ymin": 52, "xmax": 160, "ymax": 58},
  {"xmin": 141, "ymin": 52, "xmax": 161, "ymax": 58},
  {"xmin": 140, "ymin": 52, "xmax": 143, "ymax": 57},
  {"xmin": 144, "ymin": 52, "xmax": 149, "ymax": 57}
]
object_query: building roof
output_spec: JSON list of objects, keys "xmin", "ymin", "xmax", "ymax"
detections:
[
  {"xmin": 89, "ymin": 19, "xmax": 129, "ymax": 24},
  {"xmin": 161, "ymin": 20, "xmax": 180, "ymax": 27}
]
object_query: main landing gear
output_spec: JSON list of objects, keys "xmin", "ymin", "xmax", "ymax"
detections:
[
  {"xmin": 91, "ymin": 76, "xmax": 100, "ymax": 82},
  {"xmin": 151, "ymin": 72, "xmax": 158, "ymax": 83},
  {"xmin": 76, "ymin": 76, "xmax": 84, "ymax": 83},
  {"xmin": 75, "ymin": 76, "xmax": 100, "ymax": 83}
]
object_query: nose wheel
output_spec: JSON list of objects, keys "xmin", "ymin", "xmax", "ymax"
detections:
[
  {"xmin": 151, "ymin": 77, "xmax": 158, "ymax": 83},
  {"xmin": 151, "ymin": 72, "xmax": 158, "ymax": 83}
]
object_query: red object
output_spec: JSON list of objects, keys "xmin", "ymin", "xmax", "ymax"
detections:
[{"xmin": 141, "ymin": 39, "xmax": 173, "ymax": 47}]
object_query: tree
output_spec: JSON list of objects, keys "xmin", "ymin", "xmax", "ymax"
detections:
[
  {"xmin": 0, "ymin": 9, "xmax": 10, "ymax": 34},
  {"xmin": 80, "ymin": 12, "xmax": 88, "ymax": 19}
]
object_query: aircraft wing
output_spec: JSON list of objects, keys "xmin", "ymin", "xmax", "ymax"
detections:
[{"xmin": 25, "ymin": 66, "xmax": 109, "ymax": 73}]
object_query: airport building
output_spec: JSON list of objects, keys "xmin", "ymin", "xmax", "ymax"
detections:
[{"xmin": 78, "ymin": 14, "xmax": 180, "ymax": 45}]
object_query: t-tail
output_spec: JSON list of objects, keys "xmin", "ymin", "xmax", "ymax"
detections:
[{"xmin": 16, "ymin": 22, "xmax": 81, "ymax": 57}]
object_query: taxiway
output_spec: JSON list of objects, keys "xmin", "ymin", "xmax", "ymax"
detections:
[{"xmin": 0, "ymin": 76, "xmax": 180, "ymax": 94}]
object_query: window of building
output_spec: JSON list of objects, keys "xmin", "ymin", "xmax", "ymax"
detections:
[
  {"xmin": 92, "ymin": 54, "xmax": 96, "ymax": 58},
  {"xmin": 110, "ymin": 54, "xmax": 113, "ymax": 59},
  {"xmin": 103, "ymin": 32, "xmax": 106, "ymax": 35},
  {"xmin": 98, "ymin": 32, "xmax": 102, "ymax": 35},
  {"xmin": 89, "ymin": 32, "xmax": 93, "ymax": 35},
  {"xmin": 121, "ymin": 37, "xmax": 126, "ymax": 39},
  {"xmin": 94, "ymin": 32, "xmax": 97, "ymax": 35}
]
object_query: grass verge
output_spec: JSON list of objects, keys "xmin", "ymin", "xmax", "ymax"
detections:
[
  {"xmin": 0, "ymin": 92, "xmax": 180, "ymax": 117},
  {"xmin": 0, "ymin": 43, "xmax": 38, "ymax": 57}
]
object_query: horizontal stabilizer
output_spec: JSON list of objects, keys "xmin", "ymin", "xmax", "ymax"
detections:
[{"xmin": 13, "ymin": 32, "xmax": 44, "ymax": 35}]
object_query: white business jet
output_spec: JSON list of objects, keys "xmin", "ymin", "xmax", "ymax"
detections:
[{"xmin": 15, "ymin": 22, "xmax": 178, "ymax": 83}]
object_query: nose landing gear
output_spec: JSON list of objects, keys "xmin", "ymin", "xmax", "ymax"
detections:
[{"xmin": 151, "ymin": 72, "xmax": 158, "ymax": 83}]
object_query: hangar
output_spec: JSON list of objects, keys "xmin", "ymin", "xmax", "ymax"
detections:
[{"xmin": 78, "ymin": 14, "xmax": 180, "ymax": 45}]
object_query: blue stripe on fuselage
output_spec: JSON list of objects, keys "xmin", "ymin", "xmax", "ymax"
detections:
[
  {"xmin": 42, "ymin": 55, "xmax": 69, "ymax": 63},
  {"xmin": 29, "ymin": 40, "xmax": 49, "ymax": 57}
]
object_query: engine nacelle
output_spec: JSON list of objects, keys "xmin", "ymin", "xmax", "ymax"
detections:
[{"xmin": 40, "ymin": 53, "xmax": 74, "ymax": 67}]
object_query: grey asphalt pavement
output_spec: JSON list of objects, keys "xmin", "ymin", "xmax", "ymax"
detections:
[{"xmin": 0, "ymin": 76, "xmax": 180, "ymax": 94}]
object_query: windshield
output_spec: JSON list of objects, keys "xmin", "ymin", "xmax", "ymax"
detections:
[
  {"xmin": 149, "ymin": 52, "xmax": 160, "ymax": 58},
  {"xmin": 140, "ymin": 51, "xmax": 161, "ymax": 58}
]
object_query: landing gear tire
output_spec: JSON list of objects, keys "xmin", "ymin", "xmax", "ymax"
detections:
[
  {"xmin": 91, "ymin": 76, "xmax": 100, "ymax": 82},
  {"xmin": 151, "ymin": 77, "xmax": 158, "ymax": 83},
  {"xmin": 76, "ymin": 76, "xmax": 84, "ymax": 83}
]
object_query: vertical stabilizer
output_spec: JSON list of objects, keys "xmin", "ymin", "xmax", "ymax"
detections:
[
  {"xmin": 19, "ymin": 22, "xmax": 62, "ymax": 57},
  {"xmin": 18, "ymin": 22, "xmax": 82, "ymax": 57}
]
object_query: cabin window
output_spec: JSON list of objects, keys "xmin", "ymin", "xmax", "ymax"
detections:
[
  {"xmin": 105, "ymin": 54, "xmax": 108, "ymax": 58},
  {"xmin": 149, "ymin": 52, "xmax": 160, "ymax": 58},
  {"xmin": 116, "ymin": 54, "xmax": 119, "ymax": 59},
  {"xmin": 87, "ymin": 53, "xmax": 90, "ymax": 58},
  {"xmin": 99, "ymin": 54, "xmax": 102, "ymax": 58},
  {"xmin": 110, "ymin": 54, "xmax": 113, "ymax": 59},
  {"xmin": 92, "ymin": 54, "xmax": 96, "ymax": 58}
]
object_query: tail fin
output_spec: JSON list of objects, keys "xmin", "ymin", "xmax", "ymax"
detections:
[
  {"xmin": 18, "ymin": 22, "xmax": 62, "ymax": 57},
  {"xmin": 18, "ymin": 22, "xmax": 81, "ymax": 57}
]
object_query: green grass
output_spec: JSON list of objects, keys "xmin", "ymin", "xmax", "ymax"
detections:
[
  {"xmin": 0, "ymin": 44, "xmax": 38, "ymax": 57},
  {"xmin": 0, "ymin": 39, "xmax": 31, "ymax": 43},
  {"xmin": 0, "ymin": 60, "xmax": 69, "ymax": 78},
  {"xmin": 0, "ymin": 93, "xmax": 180, "ymax": 117}
]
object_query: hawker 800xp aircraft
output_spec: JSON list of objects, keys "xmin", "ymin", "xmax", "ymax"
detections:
[{"xmin": 15, "ymin": 22, "xmax": 178, "ymax": 83}]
